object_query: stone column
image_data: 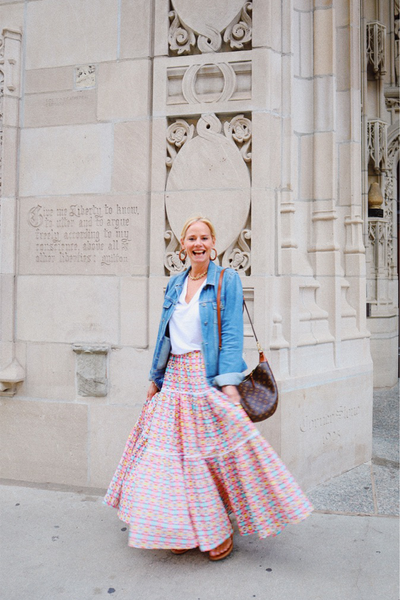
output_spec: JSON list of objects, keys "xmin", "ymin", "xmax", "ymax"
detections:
[
  {"xmin": 0, "ymin": 28, "xmax": 25, "ymax": 395},
  {"xmin": 308, "ymin": 3, "xmax": 343, "ymax": 354}
]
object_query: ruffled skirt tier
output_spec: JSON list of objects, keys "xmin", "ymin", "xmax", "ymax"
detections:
[{"xmin": 104, "ymin": 351, "xmax": 313, "ymax": 551}]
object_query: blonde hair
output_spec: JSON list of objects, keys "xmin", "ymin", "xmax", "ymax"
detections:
[{"xmin": 180, "ymin": 216, "xmax": 216, "ymax": 240}]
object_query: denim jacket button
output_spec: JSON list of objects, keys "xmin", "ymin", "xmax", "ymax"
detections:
[{"xmin": 204, "ymin": 321, "xmax": 208, "ymax": 325}]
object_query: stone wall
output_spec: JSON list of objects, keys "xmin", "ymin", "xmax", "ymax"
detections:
[
  {"xmin": 362, "ymin": 0, "xmax": 399, "ymax": 388},
  {"xmin": 0, "ymin": 0, "xmax": 378, "ymax": 491}
]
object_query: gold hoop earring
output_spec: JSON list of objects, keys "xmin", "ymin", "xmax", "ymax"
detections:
[
  {"xmin": 210, "ymin": 248, "xmax": 217, "ymax": 261},
  {"xmin": 179, "ymin": 248, "xmax": 187, "ymax": 262}
]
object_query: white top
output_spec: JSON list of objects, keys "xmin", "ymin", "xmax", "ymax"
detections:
[{"xmin": 169, "ymin": 277, "xmax": 206, "ymax": 355}]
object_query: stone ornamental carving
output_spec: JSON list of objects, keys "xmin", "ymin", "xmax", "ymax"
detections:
[
  {"xmin": 166, "ymin": 59, "xmax": 252, "ymax": 107},
  {"xmin": 395, "ymin": 1, "xmax": 400, "ymax": 86},
  {"xmin": 72, "ymin": 344, "xmax": 109, "ymax": 397},
  {"xmin": 75, "ymin": 65, "xmax": 96, "ymax": 90},
  {"xmin": 166, "ymin": 119, "xmax": 194, "ymax": 167},
  {"xmin": 383, "ymin": 131, "xmax": 400, "ymax": 274},
  {"xmin": 164, "ymin": 229, "xmax": 187, "ymax": 273},
  {"xmin": 367, "ymin": 119, "xmax": 387, "ymax": 173},
  {"xmin": 221, "ymin": 228, "xmax": 251, "ymax": 274},
  {"xmin": 168, "ymin": 0, "xmax": 252, "ymax": 55},
  {"xmin": 368, "ymin": 219, "xmax": 389, "ymax": 279},
  {"xmin": 366, "ymin": 21, "xmax": 387, "ymax": 77},
  {"xmin": 224, "ymin": 114, "xmax": 252, "ymax": 162},
  {"xmin": 181, "ymin": 62, "xmax": 237, "ymax": 104},
  {"xmin": 164, "ymin": 113, "xmax": 252, "ymax": 274}
]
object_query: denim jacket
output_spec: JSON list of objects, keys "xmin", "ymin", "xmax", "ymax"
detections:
[{"xmin": 149, "ymin": 261, "xmax": 247, "ymax": 389}]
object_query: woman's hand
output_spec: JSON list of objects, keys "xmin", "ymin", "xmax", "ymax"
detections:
[
  {"xmin": 221, "ymin": 385, "xmax": 242, "ymax": 406},
  {"xmin": 146, "ymin": 381, "xmax": 159, "ymax": 401}
]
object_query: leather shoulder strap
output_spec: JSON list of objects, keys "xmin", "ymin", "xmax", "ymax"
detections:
[{"xmin": 218, "ymin": 268, "xmax": 265, "ymax": 361}]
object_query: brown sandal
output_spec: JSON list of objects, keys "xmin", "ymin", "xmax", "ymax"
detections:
[
  {"xmin": 171, "ymin": 548, "xmax": 190, "ymax": 555},
  {"xmin": 208, "ymin": 536, "xmax": 233, "ymax": 561}
]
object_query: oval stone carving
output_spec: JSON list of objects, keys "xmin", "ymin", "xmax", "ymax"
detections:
[
  {"xmin": 166, "ymin": 114, "xmax": 251, "ymax": 254},
  {"xmin": 171, "ymin": 0, "xmax": 245, "ymax": 38},
  {"xmin": 182, "ymin": 63, "xmax": 236, "ymax": 104}
]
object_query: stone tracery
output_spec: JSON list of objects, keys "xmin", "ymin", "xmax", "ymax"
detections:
[
  {"xmin": 366, "ymin": 20, "xmax": 387, "ymax": 77},
  {"xmin": 367, "ymin": 119, "xmax": 387, "ymax": 173},
  {"xmin": 383, "ymin": 131, "xmax": 400, "ymax": 275}
]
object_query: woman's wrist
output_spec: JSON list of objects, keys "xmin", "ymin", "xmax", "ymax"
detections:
[{"xmin": 221, "ymin": 385, "xmax": 241, "ymax": 405}]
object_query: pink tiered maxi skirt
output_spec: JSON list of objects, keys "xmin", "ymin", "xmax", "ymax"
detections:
[{"xmin": 104, "ymin": 351, "xmax": 313, "ymax": 551}]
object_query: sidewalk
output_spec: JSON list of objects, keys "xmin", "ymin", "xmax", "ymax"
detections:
[{"xmin": 1, "ymin": 383, "xmax": 398, "ymax": 600}]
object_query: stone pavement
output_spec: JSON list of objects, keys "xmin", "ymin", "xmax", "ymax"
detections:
[{"xmin": 1, "ymin": 383, "xmax": 399, "ymax": 600}]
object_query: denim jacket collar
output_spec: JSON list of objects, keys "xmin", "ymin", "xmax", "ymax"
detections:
[{"xmin": 168, "ymin": 260, "xmax": 219, "ymax": 299}]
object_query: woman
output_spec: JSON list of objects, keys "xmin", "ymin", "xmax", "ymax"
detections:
[{"xmin": 104, "ymin": 216, "xmax": 312, "ymax": 560}]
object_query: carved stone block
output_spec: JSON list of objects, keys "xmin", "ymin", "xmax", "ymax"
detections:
[
  {"xmin": 163, "ymin": 113, "xmax": 252, "ymax": 273},
  {"xmin": 167, "ymin": 60, "xmax": 251, "ymax": 106},
  {"xmin": 19, "ymin": 194, "xmax": 147, "ymax": 276},
  {"xmin": 73, "ymin": 344, "xmax": 109, "ymax": 397},
  {"xmin": 75, "ymin": 65, "xmax": 96, "ymax": 89},
  {"xmin": 367, "ymin": 119, "xmax": 387, "ymax": 174},
  {"xmin": 154, "ymin": 50, "xmax": 255, "ymax": 117},
  {"xmin": 366, "ymin": 21, "xmax": 387, "ymax": 78},
  {"xmin": 168, "ymin": 0, "xmax": 252, "ymax": 55}
]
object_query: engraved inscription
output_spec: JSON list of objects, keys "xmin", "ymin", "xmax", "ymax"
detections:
[
  {"xmin": 300, "ymin": 405, "xmax": 361, "ymax": 446},
  {"xmin": 44, "ymin": 95, "xmax": 91, "ymax": 107},
  {"xmin": 23, "ymin": 200, "xmax": 142, "ymax": 274}
]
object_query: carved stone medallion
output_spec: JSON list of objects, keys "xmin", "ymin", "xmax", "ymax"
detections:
[
  {"xmin": 165, "ymin": 113, "xmax": 251, "ymax": 255},
  {"xmin": 171, "ymin": 0, "xmax": 247, "ymax": 52}
]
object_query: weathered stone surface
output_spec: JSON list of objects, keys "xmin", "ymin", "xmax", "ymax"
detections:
[
  {"xmin": 19, "ymin": 125, "xmax": 113, "ymax": 197},
  {"xmin": 107, "ymin": 348, "xmax": 150, "ymax": 406},
  {"xmin": 0, "ymin": 400, "xmax": 88, "ymax": 486},
  {"xmin": 112, "ymin": 121, "xmax": 151, "ymax": 193},
  {"xmin": 120, "ymin": 278, "xmax": 149, "ymax": 348},
  {"xmin": 25, "ymin": 67, "xmax": 73, "ymax": 94},
  {"xmin": 16, "ymin": 276, "xmax": 119, "ymax": 344},
  {"xmin": 0, "ymin": 3, "xmax": 24, "ymax": 30},
  {"xmin": 25, "ymin": 0, "xmax": 118, "ymax": 69},
  {"xmin": 314, "ymin": 8, "xmax": 335, "ymax": 76},
  {"xmin": 89, "ymin": 404, "xmax": 143, "ymax": 487},
  {"xmin": 300, "ymin": 10, "xmax": 313, "ymax": 78},
  {"xmin": 97, "ymin": 60, "xmax": 151, "ymax": 120},
  {"xmin": 73, "ymin": 345, "xmax": 109, "ymax": 397},
  {"xmin": 21, "ymin": 343, "xmax": 76, "ymax": 401},
  {"xmin": 2, "ymin": 127, "xmax": 18, "ymax": 198},
  {"xmin": 120, "ymin": 0, "xmax": 152, "ymax": 59}
]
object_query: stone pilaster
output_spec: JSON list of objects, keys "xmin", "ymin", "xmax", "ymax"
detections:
[{"xmin": 0, "ymin": 28, "xmax": 25, "ymax": 395}]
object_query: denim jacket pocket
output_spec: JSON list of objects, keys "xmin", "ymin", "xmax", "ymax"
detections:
[{"xmin": 156, "ymin": 335, "xmax": 171, "ymax": 369}]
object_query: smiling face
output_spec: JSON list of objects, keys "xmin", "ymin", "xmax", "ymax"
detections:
[{"xmin": 181, "ymin": 221, "xmax": 216, "ymax": 270}]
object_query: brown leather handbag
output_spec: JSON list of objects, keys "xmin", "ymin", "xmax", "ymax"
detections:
[{"xmin": 217, "ymin": 269, "xmax": 278, "ymax": 422}]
